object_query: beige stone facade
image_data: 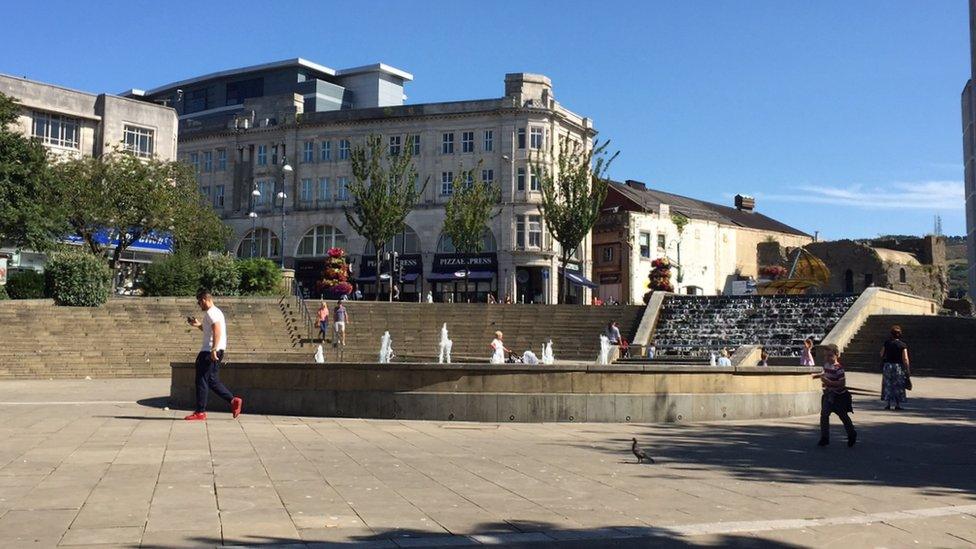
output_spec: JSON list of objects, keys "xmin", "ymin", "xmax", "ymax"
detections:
[
  {"xmin": 0, "ymin": 74, "xmax": 178, "ymax": 161},
  {"xmin": 134, "ymin": 61, "xmax": 596, "ymax": 303}
]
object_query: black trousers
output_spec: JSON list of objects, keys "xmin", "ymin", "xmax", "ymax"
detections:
[
  {"xmin": 820, "ymin": 393, "xmax": 856, "ymax": 441},
  {"xmin": 194, "ymin": 350, "xmax": 233, "ymax": 413}
]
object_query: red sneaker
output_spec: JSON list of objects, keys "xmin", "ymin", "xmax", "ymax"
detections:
[
  {"xmin": 184, "ymin": 412, "xmax": 207, "ymax": 421},
  {"xmin": 230, "ymin": 397, "xmax": 243, "ymax": 419}
]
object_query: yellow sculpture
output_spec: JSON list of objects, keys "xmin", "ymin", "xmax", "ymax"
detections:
[{"xmin": 757, "ymin": 247, "xmax": 830, "ymax": 295}]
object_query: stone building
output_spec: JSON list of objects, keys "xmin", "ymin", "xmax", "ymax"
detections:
[
  {"xmin": 127, "ymin": 59, "xmax": 596, "ymax": 303},
  {"xmin": 962, "ymin": 0, "xmax": 976, "ymax": 301},
  {"xmin": 0, "ymin": 74, "xmax": 178, "ymax": 270},
  {"xmin": 592, "ymin": 181, "xmax": 811, "ymax": 303},
  {"xmin": 797, "ymin": 237, "xmax": 948, "ymax": 302}
]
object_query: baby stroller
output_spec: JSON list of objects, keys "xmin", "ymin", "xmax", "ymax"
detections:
[{"xmin": 505, "ymin": 351, "xmax": 523, "ymax": 364}]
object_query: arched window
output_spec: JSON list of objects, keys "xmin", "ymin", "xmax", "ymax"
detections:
[
  {"xmin": 297, "ymin": 225, "xmax": 346, "ymax": 257},
  {"xmin": 437, "ymin": 230, "xmax": 497, "ymax": 253},
  {"xmin": 844, "ymin": 269, "xmax": 854, "ymax": 293},
  {"xmin": 899, "ymin": 268, "xmax": 907, "ymax": 284},
  {"xmin": 237, "ymin": 228, "xmax": 280, "ymax": 258},
  {"xmin": 364, "ymin": 225, "xmax": 421, "ymax": 254}
]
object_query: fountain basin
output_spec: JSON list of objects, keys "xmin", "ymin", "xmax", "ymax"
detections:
[{"xmin": 170, "ymin": 361, "xmax": 821, "ymax": 423}]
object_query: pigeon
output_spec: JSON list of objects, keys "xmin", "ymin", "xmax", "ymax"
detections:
[{"xmin": 632, "ymin": 438, "xmax": 654, "ymax": 464}]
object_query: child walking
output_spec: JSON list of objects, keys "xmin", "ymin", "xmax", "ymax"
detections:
[{"xmin": 813, "ymin": 343, "xmax": 856, "ymax": 447}]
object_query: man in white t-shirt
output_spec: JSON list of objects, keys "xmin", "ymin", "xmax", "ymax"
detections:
[{"xmin": 184, "ymin": 290, "xmax": 242, "ymax": 421}]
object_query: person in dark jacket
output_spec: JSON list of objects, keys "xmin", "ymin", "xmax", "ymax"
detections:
[{"xmin": 880, "ymin": 325, "xmax": 911, "ymax": 410}]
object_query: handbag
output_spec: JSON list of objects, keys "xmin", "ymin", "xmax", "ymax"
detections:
[{"xmin": 905, "ymin": 373, "xmax": 913, "ymax": 391}]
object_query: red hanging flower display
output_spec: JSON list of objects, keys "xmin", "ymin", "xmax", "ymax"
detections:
[{"xmin": 317, "ymin": 247, "xmax": 352, "ymax": 297}]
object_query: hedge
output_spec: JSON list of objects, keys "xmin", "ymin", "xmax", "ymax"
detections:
[
  {"xmin": 142, "ymin": 253, "xmax": 201, "ymax": 296},
  {"xmin": 198, "ymin": 254, "xmax": 240, "ymax": 296},
  {"xmin": 5, "ymin": 269, "xmax": 45, "ymax": 299},
  {"xmin": 45, "ymin": 252, "xmax": 112, "ymax": 306},
  {"xmin": 237, "ymin": 258, "xmax": 282, "ymax": 295}
]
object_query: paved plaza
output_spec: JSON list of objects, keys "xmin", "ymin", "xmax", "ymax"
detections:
[{"xmin": 0, "ymin": 373, "xmax": 973, "ymax": 548}]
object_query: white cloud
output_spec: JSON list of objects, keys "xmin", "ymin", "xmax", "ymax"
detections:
[{"xmin": 757, "ymin": 181, "xmax": 963, "ymax": 210}]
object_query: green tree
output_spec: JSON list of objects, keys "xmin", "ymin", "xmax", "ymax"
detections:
[
  {"xmin": 443, "ymin": 167, "xmax": 501, "ymax": 300},
  {"xmin": 531, "ymin": 139, "xmax": 618, "ymax": 304},
  {"xmin": 0, "ymin": 92, "xmax": 66, "ymax": 251},
  {"xmin": 50, "ymin": 151, "xmax": 229, "ymax": 283},
  {"xmin": 344, "ymin": 134, "xmax": 427, "ymax": 300}
]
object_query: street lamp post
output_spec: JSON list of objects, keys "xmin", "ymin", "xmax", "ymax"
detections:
[
  {"xmin": 278, "ymin": 158, "xmax": 293, "ymax": 269},
  {"xmin": 248, "ymin": 211, "xmax": 258, "ymax": 258}
]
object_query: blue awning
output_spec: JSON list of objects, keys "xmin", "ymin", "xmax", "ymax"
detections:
[{"xmin": 559, "ymin": 268, "xmax": 598, "ymax": 289}]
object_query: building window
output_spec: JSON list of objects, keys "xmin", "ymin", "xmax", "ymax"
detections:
[
  {"xmin": 123, "ymin": 125, "xmax": 154, "ymax": 158},
  {"xmin": 441, "ymin": 171, "xmax": 454, "ymax": 195},
  {"xmin": 200, "ymin": 186, "xmax": 210, "ymax": 201},
  {"xmin": 438, "ymin": 230, "xmax": 497, "ymax": 253},
  {"xmin": 213, "ymin": 185, "xmax": 225, "ymax": 209},
  {"xmin": 602, "ymin": 246, "xmax": 614, "ymax": 263},
  {"xmin": 517, "ymin": 128, "xmax": 526, "ymax": 149},
  {"xmin": 484, "ymin": 130, "xmax": 493, "ymax": 152},
  {"xmin": 389, "ymin": 135, "xmax": 401, "ymax": 156},
  {"xmin": 318, "ymin": 177, "xmax": 330, "ymax": 201},
  {"xmin": 516, "ymin": 217, "xmax": 525, "ymax": 248},
  {"xmin": 899, "ymin": 268, "xmax": 907, "ymax": 284},
  {"xmin": 257, "ymin": 145, "xmax": 267, "ymax": 166},
  {"xmin": 31, "ymin": 111, "xmax": 80, "ymax": 149},
  {"xmin": 657, "ymin": 234, "xmax": 666, "ymax": 250},
  {"xmin": 482, "ymin": 169, "xmax": 494, "ymax": 185},
  {"xmin": 336, "ymin": 177, "xmax": 349, "ymax": 200},
  {"xmin": 203, "ymin": 151, "xmax": 213, "ymax": 172},
  {"xmin": 442, "ymin": 133, "xmax": 454, "ymax": 154},
  {"xmin": 639, "ymin": 232, "xmax": 651, "ymax": 258},
  {"xmin": 461, "ymin": 131, "xmax": 474, "ymax": 153},
  {"xmin": 189, "ymin": 152, "xmax": 200, "ymax": 173},
  {"xmin": 297, "ymin": 225, "xmax": 347, "ymax": 257},
  {"xmin": 320, "ymin": 141, "xmax": 332, "ymax": 161},
  {"xmin": 462, "ymin": 171, "xmax": 474, "ymax": 190},
  {"xmin": 217, "ymin": 149, "xmax": 227, "ymax": 171},
  {"xmin": 530, "ymin": 127, "xmax": 544, "ymax": 149},
  {"xmin": 528, "ymin": 215, "xmax": 542, "ymax": 248},
  {"xmin": 339, "ymin": 139, "xmax": 350, "ymax": 160},
  {"xmin": 530, "ymin": 170, "xmax": 540, "ymax": 191},
  {"xmin": 236, "ymin": 228, "xmax": 279, "ymax": 258},
  {"xmin": 225, "ymin": 77, "xmax": 264, "ymax": 106},
  {"xmin": 517, "ymin": 167, "xmax": 525, "ymax": 191},
  {"xmin": 255, "ymin": 180, "xmax": 272, "ymax": 207},
  {"xmin": 300, "ymin": 178, "xmax": 313, "ymax": 203},
  {"xmin": 185, "ymin": 88, "xmax": 208, "ymax": 114},
  {"xmin": 365, "ymin": 226, "xmax": 421, "ymax": 255},
  {"xmin": 410, "ymin": 134, "xmax": 421, "ymax": 156},
  {"xmin": 303, "ymin": 141, "xmax": 314, "ymax": 163}
]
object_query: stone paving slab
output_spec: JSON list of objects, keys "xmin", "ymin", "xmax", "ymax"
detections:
[{"xmin": 0, "ymin": 373, "xmax": 973, "ymax": 547}]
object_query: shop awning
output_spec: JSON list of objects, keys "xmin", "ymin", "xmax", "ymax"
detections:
[
  {"xmin": 559, "ymin": 268, "xmax": 598, "ymax": 289},
  {"xmin": 427, "ymin": 270, "xmax": 495, "ymax": 282}
]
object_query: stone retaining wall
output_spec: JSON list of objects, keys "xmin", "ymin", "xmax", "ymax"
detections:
[{"xmin": 170, "ymin": 361, "xmax": 821, "ymax": 423}]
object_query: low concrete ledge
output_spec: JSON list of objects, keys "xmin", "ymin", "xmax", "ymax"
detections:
[{"xmin": 170, "ymin": 361, "xmax": 820, "ymax": 423}]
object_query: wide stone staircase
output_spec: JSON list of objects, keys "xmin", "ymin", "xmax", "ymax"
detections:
[
  {"xmin": 0, "ymin": 297, "xmax": 308, "ymax": 379},
  {"xmin": 840, "ymin": 314, "xmax": 976, "ymax": 377},
  {"xmin": 310, "ymin": 301, "xmax": 645, "ymax": 363},
  {"xmin": 652, "ymin": 294, "xmax": 858, "ymax": 358}
]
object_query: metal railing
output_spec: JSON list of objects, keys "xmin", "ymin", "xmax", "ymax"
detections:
[{"xmin": 291, "ymin": 280, "xmax": 315, "ymax": 344}]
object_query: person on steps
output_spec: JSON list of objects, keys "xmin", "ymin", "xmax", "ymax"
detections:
[
  {"xmin": 813, "ymin": 343, "xmax": 856, "ymax": 447},
  {"xmin": 316, "ymin": 301, "xmax": 329, "ymax": 343},
  {"xmin": 880, "ymin": 325, "xmax": 911, "ymax": 410},
  {"xmin": 184, "ymin": 290, "xmax": 242, "ymax": 421},
  {"xmin": 333, "ymin": 300, "xmax": 349, "ymax": 347}
]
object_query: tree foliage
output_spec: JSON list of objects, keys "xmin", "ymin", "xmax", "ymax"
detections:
[
  {"xmin": 0, "ymin": 93, "xmax": 66, "ymax": 251},
  {"xmin": 238, "ymin": 258, "xmax": 282, "ymax": 295},
  {"xmin": 50, "ymin": 151, "xmax": 230, "ymax": 276},
  {"xmin": 443, "ymin": 166, "xmax": 500, "ymax": 254},
  {"xmin": 344, "ymin": 134, "xmax": 426, "ymax": 300},
  {"xmin": 531, "ymin": 139, "xmax": 618, "ymax": 303},
  {"xmin": 44, "ymin": 251, "xmax": 112, "ymax": 306}
]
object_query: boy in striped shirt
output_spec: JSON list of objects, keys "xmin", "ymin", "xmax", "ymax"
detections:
[{"xmin": 812, "ymin": 343, "xmax": 857, "ymax": 447}]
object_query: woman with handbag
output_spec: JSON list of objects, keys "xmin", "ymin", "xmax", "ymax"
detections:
[{"xmin": 880, "ymin": 325, "xmax": 911, "ymax": 410}]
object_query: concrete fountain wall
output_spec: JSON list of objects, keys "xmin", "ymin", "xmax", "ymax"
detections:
[{"xmin": 169, "ymin": 361, "xmax": 821, "ymax": 423}]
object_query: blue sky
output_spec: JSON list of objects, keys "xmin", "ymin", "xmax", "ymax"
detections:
[{"xmin": 1, "ymin": 0, "xmax": 968, "ymax": 239}]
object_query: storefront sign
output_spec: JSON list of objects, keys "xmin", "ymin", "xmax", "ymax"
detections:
[
  {"xmin": 432, "ymin": 253, "xmax": 498, "ymax": 273},
  {"xmin": 62, "ymin": 230, "xmax": 173, "ymax": 253},
  {"xmin": 358, "ymin": 254, "xmax": 422, "ymax": 277}
]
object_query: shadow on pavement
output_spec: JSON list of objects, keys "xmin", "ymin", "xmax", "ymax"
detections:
[{"xmin": 136, "ymin": 396, "xmax": 170, "ymax": 409}]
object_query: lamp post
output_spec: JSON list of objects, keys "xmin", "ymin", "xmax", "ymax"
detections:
[
  {"xmin": 278, "ymin": 158, "xmax": 293, "ymax": 269},
  {"xmin": 248, "ymin": 211, "xmax": 258, "ymax": 258}
]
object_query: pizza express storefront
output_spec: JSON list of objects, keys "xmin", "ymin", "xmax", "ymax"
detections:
[
  {"xmin": 428, "ymin": 253, "xmax": 498, "ymax": 303},
  {"xmin": 355, "ymin": 254, "xmax": 423, "ymax": 300}
]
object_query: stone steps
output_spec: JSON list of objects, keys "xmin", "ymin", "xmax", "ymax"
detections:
[{"xmin": 842, "ymin": 314, "xmax": 976, "ymax": 377}]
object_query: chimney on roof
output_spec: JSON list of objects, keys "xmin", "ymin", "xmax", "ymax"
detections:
[
  {"xmin": 735, "ymin": 194, "xmax": 755, "ymax": 212},
  {"xmin": 625, "ymin": 179, "xmax": 646, "ymax": 191}
]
